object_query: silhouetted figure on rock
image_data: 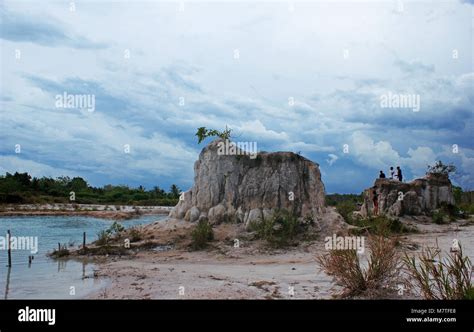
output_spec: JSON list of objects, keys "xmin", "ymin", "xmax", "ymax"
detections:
[{"xmin": 397, "ymin": 166, "xmax": 403, "ymax": 182}]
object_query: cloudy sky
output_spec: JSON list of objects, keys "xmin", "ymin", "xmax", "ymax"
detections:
[{"xmin": 0, "ymin": 0, "xmax": 473, "ymax": 193}]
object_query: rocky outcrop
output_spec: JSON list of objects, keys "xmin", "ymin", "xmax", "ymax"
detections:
[
  {"xmin": 359, "ymin": 173, "xmax": 455, "ymax": 217},
  {"xmin": 169, "ymin": 139, "xmax": 328, "ymax": 229}
]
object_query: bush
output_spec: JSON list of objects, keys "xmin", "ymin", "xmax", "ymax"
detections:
[
  {"xmin": 128, "ymin": 227, "xmax": 142, "ymax": 242},
  {"xmin": 432, "ymin": 203, "xmax": 459, "ymax": 223},
  {"xmin": 335, "ymin": 200, "xmax": 358, "ymax": 223},
  {"xmin": 426, "ymin": 160, "xmax": 456, "ymax": 176},
  {"xmin": 107, "ymin": 221, "xmax": 125, "ymax": 235},
  {"xmin": 49, "ymin": 244, "xmax": 70, "ymax": 258},
  {"xmin": 432, "ymin": 210, "xmax": 447, "ymax": 224},
  {"xmin": 191, "ymin": 219, "xmax": 214, "ymax": 250},
  {"xmin": 458, "ymin": 203, "xmax": 474, "ymax": 216},
  {"xmin": 350, "ymin": 215, "xmax": 417, "ymax": 237},
  {"xmin": 96, "ymin": 230, "xmax": 110, "ymax": 246},
  {"xmin": 316, "ymin": 235, "xmax": 402, "ymax": 298},
  {"xmin": 404, "ymin": 244, "xmax": 472, "ymax": 300},
  {"xmin": 453, "ymin": 186, "xmax": 463, "ymax": 205},
  {"xmin": 250, "ymin": 209, "xmax": 300, "ymax": 247}
]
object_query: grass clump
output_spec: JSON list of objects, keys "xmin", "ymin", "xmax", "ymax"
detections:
[
  {"xmin": 190, "ymin": 218, "xmax": 214, "ymax": 250},
  {"xmin": 458, "ymin": 203, "xmax": 474, "ymax": 216},
  {"xmin": 335, "ymin": 200, "xmax": 358, "ymax": 223},
  {"xmin": 403, "ymin": 244, "xmax": 472, "ymax": 300},
  {"xmin": 108, "ymin": 221, "xmax": 125, "ymax": 234},
  {"xmin": 250, "ymin": 209, "xmax": 299, "ymax": 247},
  {"xmin": 96, "ymin": 221, "xmax": 125, "ymax": 245},
  {"xmin": 432, "ymin": 203, "xmax": 459, "ymax": 224},
  {"xmin": 350, "ymin": 215, "xmax": 417, "ymax": 237},
  {"xmin": 96, "ymin": 230, "xmax": 110, "ymax": 246},
  {"xmin": 316, "ymin": 235, "xmax": 402, "ymax": 298},
  {"xmin": 128, "ymin": 227, "xmax": 142, "ymax": 242},
  {"xmin": 432, "ymin": 210, "xmax": 448, "ymax": 224},
  {"xmin": 49, "ymin": 244, "xmax": 70, "ymax": 258}
]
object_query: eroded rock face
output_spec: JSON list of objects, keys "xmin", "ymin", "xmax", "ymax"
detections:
[
  {"xmin": 169, "ymin": 139, "xmax": 327, "ymax": 228},
  {"xmin": 359, "ymin": 173, "xmax": 455, "ymax": 217}
]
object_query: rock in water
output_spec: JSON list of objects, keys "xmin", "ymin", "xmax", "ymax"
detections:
[
  {"xmin": 169, "ymin": 139, "xmax": 327, "ymax": 228},
  {"xmin": 359, "ymin": 173, "xmax": 455, "ymax": 217}
]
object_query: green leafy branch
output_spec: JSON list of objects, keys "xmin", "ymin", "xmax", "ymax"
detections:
[{"xmin": 195, "ymin": 126, "xmax": 232, "ymax": 144}]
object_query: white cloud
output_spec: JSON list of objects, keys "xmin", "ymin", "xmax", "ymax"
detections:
[
  {"xmin": 326, "ymin": 153, "xmax": 339, "ymax": 166},
  {"xmin": 402, "ymin": 146, "xmax": 436, "ymax": 177},
  {"xmin": 236, "ymin": 120, "xmax": 289, "ymax": 142},
  {"xmin": 351, "ymin": 132, "xmax": 400, "ymax": 169}
]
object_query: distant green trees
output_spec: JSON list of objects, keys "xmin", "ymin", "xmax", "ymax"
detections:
[
  {"xmin": 169, "ymin": 184, "xmax": 180, "ymax": 199},
  {"xmin": 0, "ymin": 172, "xmax": 180, "ymax": 206}
]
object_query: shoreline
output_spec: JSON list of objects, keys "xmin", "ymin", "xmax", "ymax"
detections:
[{"xmin": 0, "ymin": 204, "xmax": 172, "ymax": 220}]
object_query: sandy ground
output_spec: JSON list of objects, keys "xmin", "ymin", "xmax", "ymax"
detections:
[
  {"xmin": 397, "ymin": 216, "xmax": 474, "ymax": 258},
  {"xmin": 89, "ymin": 248, "xmax": 334, "ymax": 299},
  {"xmin": 85, "ymin": 215, "xmax": 474, "ymax": 300}
]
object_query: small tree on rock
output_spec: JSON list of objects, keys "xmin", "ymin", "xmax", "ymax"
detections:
[
  {"xmin": 195, "ymin": 126, "xmax": 232, "ymax": 144},
  {"xmin": 426, "ymin": 160, "xmax": 456, "ymax": 177}
]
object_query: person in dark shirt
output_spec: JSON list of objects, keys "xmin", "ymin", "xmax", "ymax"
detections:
[
  {"xmin": 397, "ymin": 166, "xmax": 403, "ymax": 182},
  {"xmin": 379, "ymin": 170, "xmax": 386, "ymax": 178}
]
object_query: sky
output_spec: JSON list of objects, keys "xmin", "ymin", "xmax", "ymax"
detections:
[{"xmin": 0, "ymin": 0, "xmax": 473, "ymax": 194}]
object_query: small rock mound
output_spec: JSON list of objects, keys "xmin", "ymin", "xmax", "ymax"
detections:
[
  {"xmin": 169, "ymin": 139, "xmax": 328, "ymax": 229},
  {"xmin": 359, "ymin": 173, "xmax": 455, "ymax": 217}
]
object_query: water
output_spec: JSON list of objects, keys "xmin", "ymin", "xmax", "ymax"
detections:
[{"xmin": 0, "ymin": 214, "xmax": 166, "ymax": 299}]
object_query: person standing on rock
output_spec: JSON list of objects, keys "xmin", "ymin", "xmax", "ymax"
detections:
[
  {"xmin": 390, "ymin": 166, "xmax": 395, "ymax": 179},
  {"xmin": 379, "ymin": 170, "xmax": 386, "ymax": 179},
  {"xmin": 372, "ymin": 187, "xmax": 379, "ymax": 216},
  {"xmin": 397, "ymin": 166, "xmax": 403, "ymax": 182}
]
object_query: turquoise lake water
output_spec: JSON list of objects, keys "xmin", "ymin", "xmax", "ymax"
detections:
[{"xmin": 0, "ymin": 214, "xmax": 166, "ymax": 299}]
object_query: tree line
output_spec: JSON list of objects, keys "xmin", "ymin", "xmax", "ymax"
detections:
[{"xmin": 0, "ymin": 172, "xmax": 180, "ymax": 206}]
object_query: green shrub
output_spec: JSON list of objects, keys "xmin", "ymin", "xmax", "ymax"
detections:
[
  {"xmin": 107, "ymin": 221, "xmax": 125, "ymax": 235},
  {"xmin": 49, "ymin": 244, "xmax": 70, "ymax": 258},
  {"xmin": 440, "ymin": 203, "xmax": 458, "ymax": 219},
  {"xmin": 350, "ymin": 215, "xmax": 417, "ymax": 237},
  {"xmin": 128, "ymin": 227, "xmax": 142, "ymax": 242},
  {"xmin": 458, "ymin": 203, "xmax": 474, "ymax": 216},
  {"xmin": 336, "ymin": 200, "xmax": 358, "ymax": 223},
  {"xmin": 453, "ymin": 186, "xmax": 463, "ymax": 205},
  {"xmin": 432, "ymin": 203, "xmax": 459, "ymax": 223},
  {"xmin": 432, "ymin": 210, "xmax": 447, "ymax": 224},
  {"xmin": 96, "ymin": 230, "xmax": 110, "ymax": 246},
  {"xmin": 191, "ymin": 219, "xmax": 214, "ymax": 250},
  {"xmin": 95, "ymin": 222, "xmax": 125, "ymax": 245},
  {"xmin": 250, "ymin": 209, "xmax": 300, "ymax": 247}
]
